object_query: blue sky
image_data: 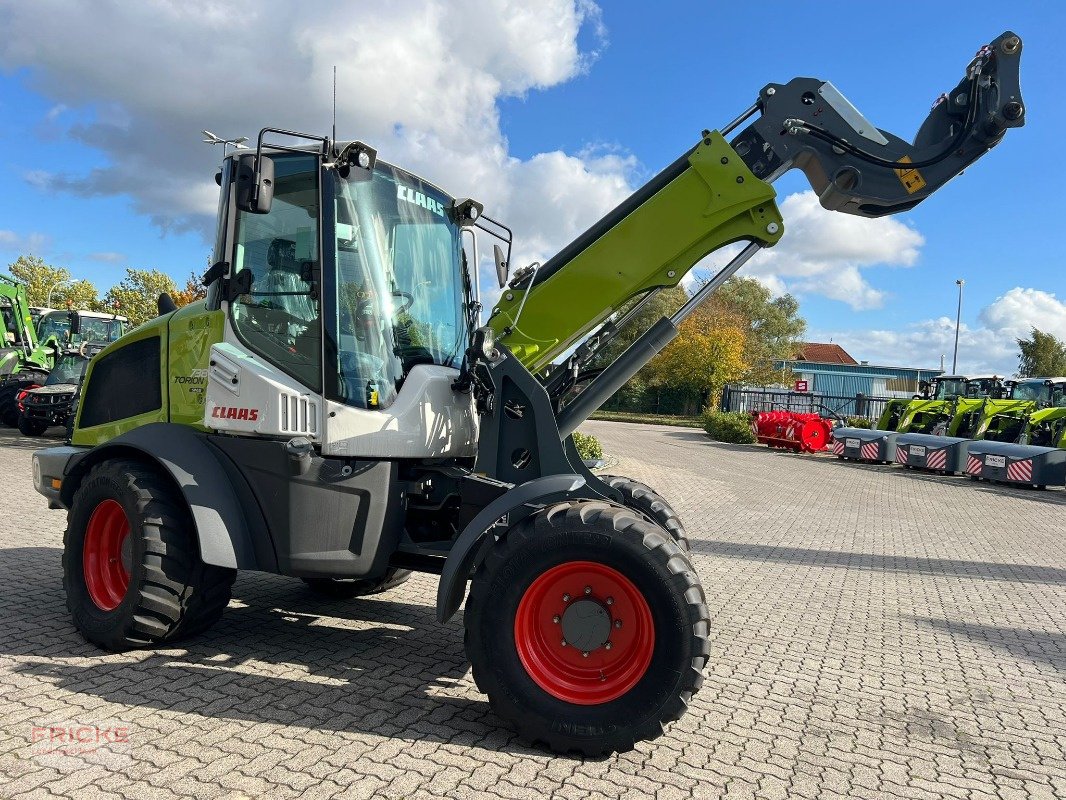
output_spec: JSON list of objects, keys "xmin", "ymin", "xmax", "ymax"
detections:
[{"xmin": 0, "ymin": 1, "xmax": 1060, "ymax": 374}]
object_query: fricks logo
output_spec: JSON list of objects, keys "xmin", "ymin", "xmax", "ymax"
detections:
[
  {"xmin": 396, "ymin": 185, "xmax": 445, "ymax": 218},
  {"xmin": 211, "ymin": 406, "xmax": 260, "ymax": 422}
]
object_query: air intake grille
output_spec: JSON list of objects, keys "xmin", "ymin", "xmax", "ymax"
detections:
[{"xmin": 279, "ymin": 393, "xmax": 317, "ymax": 434}]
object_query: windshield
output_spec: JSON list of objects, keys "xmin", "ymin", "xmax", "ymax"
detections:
[
  {"xmin": 78, "ymin": 316, "xmax": 125, "ymax": 343},
  {"xmin": 45, "ymin": 354, "xmax": 88, "ymax": 386},
  {"xmin": 966, "ymin": 378, "xmax": 1000, "ymax": 398},
  {"xmin": 1010, "ymin": 380, "xmax": 1049, "ymax": 403},
  {"xmin": 37, "ymin": 311, "xmax": 72, "ymax": 343},
  {"xmin": 933, "ymin": 378, "xmax": 966, "ymax": 400},
  {"xmin": 325, "ymin": 163, "xmax": 466, "ymax": 409}
]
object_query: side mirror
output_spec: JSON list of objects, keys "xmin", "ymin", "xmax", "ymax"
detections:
[
  {"xmin": 493, "ymin": 244, "xmax": 509, "ymax": 289},
  {"xmin": 235, "ymin": 153, "xmax": 274, "ymax": 214},
  {"xmin": 69, "ymin": 311, "xmax": 81, "ymax": 336}
]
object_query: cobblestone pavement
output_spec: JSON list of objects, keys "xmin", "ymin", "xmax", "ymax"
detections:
[{"xmin": 1, "ymin": 421, "xmax": 1065, "ymax": 799}]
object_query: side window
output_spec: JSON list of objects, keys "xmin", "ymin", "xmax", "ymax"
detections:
[{"xmin": 230, "ymin": 154, "xmax": 321, "ymax": 391}]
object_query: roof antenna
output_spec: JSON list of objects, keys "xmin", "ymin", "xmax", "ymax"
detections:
[{"xmin": 332, "ymin": 65, "xmax": 337, "ymax": 153}]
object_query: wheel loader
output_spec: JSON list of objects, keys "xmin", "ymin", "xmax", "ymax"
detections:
[{"xmin": 32, "ymin": 32, "xmax": 1025, "ymax": 754}]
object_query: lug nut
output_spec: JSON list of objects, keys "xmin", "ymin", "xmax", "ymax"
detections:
[
  {"xmin": 562, "ymin": 593, "xmax": 570, "ymax": 603},
  {"xmin": 604, "ymin": 642, "xmax": 612, "ymax": 650},
  {"xmin": 582, "ymin": 651, "xmax": 589, "ymax": 658},
  {"xmin": 560, "ymin": 639, "xmax": 567, "ymax": 647},
  {"xmin": 552, "ymin": 615, "xmax": 560, "ymax": 624},
  {"xmin": 606, "ymin": 597, "xmax": 614, "ymax": 606},
  {"xmin": 584, "ymin": 586, "xmax": 592, "ymax": 595},
  {"xmin": 615, "ymin": 619, "xmax": 623, "ymax": 629}
]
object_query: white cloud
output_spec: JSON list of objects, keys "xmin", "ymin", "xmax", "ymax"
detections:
[
  {"xmin": 978, "ymin": 287, "xmax": 1066, "ymax": 341},
  {"xmin": 0, "ymin": 230, "xmax": 49, "ymax": 254},
  {"xmin": 739, "ymin": 190, "xmax": 925, "ymax": 310},
  {"xmin": 88, "ymin": 251, "xmax": 126, "ymax": 264},
  {"xmin": 813, "ymin": 287, "xmax": 1066, "ymax": 375},
  {"xmin": 0, "ymin": 0, "xmax": 622, "ymax": 264}
]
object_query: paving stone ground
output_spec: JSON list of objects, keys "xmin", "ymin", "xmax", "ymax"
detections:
[{"xmin": 1, "ymin": 420, "xmax": 1064, "ymax": 799}]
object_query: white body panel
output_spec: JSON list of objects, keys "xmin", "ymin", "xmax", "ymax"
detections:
[{"xmin": 204, "ymin": 342, "xmax": 476, "ymax": 459}]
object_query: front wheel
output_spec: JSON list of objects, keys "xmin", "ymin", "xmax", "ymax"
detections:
[
  {"xmin": 465, "ymin": 501, "xmax": 709, "ymax": 755},
  {"xmin": 64, "ymin": 459, "xmax": 235, "ymax": 651},
  {"xmin": 17, "ymin": 413, "xmax": 48, "ymax": 437},
  {"xmin": 0, "ymin": 370, "xmax": 47, "ymax": 427},
  {"xmin": 599, "ymin": 474, "xmax": 688, "ymax": 551}
]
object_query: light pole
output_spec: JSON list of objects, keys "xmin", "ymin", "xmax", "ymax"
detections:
[
  {"xmin": 951, "ymin": 279, "xmax": 964, "ymax": 374},
  {"xmin": 46, "ymin": 278, "xmax": 72, "ymax": 308}
]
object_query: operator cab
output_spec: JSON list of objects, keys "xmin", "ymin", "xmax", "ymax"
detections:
[
  {"xmin": 964, "ymin": 375, "xmax": 1005, "ymax": 399},
  {"xmin": 930, "ymin": 375, "xmax": 968, "ymax": 400},
  {"xmin": 221, "ymin": 144, "xmax": 470, "ymax": 410},
  {"xmin": 202, "ymin": 131, "xmax": 509, "ymax": 456},
  {"xmin": 1007, "ymin": 378, "xmax": 1066, "ymax": 407}
]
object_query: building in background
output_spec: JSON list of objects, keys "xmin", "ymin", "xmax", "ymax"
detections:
[
  {"xmin": 782, "ymin": 342, "xmax": 943, "ymax": 399},
  {"xmin": 721, "ymin": 342, "xmax": 944, "ymax": 420}
]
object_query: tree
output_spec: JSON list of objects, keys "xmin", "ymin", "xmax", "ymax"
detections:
[
  {"xmin": 170, "ymin": 272, "xmax": 208, "ymax": 307},
  {"xmin": 643, "ymin": 303, "xmax": 747, "ymax": 414},
  {"xmin": 1017, "ymin": 329, "xmax": 1066, "ymax": 377},
  {"xmin": 104, "ymin": 268, "xmax": 179, "ymax": 327},
  {"xmin": 710, "ymin": 277, "xmax": 805, "ymax": 386},
  {"xmin": 7, "ymin": 255, "xmax": 101, "ymax": 310},
  {"xmin": 590, "ymin": 285, "xmax": 690, "ymax": 368}
]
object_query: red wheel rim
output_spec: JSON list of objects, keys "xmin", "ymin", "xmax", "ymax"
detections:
[
  {"xmin": 514, "ymin": 560, "xmax": 654, "ymax": 705},
  {"xmin": 83, "ymin": 499, "xmax": 131, "ymax": 611}
]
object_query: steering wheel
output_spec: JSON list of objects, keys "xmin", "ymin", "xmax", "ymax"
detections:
[{"xmin": 392, "ymin": 291, "xmax": 414, "ymax": 315}]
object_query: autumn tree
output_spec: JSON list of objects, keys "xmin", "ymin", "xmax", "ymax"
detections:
[
  {"xmin": 103, "ymin": 268, "xmax": 180, "ymax": 327},
  {"xmin": 1017, "ymin": 329, "xmax": 1066, "ymax": 377},
  {"xmin": 642, "ymin": 302, "xmax": 747, "ymax": 415},
  {"xmin": 7, "ymin": 255, "xmax": 101, "ymax": 310},
  {"xmin": 709, "ymin": 276, "xmax": 805, "ymax": 386},
  {"xmin": 170, "ymin": 272, "xmax": 208, "ymax": 307}
]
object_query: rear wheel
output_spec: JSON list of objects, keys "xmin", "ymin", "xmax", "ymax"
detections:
[
  {"xmin": 600, "ymin": 474, "xmax": 688, "ymax": 551},
  {"xmin": 465, "ymin": 501, "xmax": 708, "ymax": 755},
  {"xmin": 64, "ymin": 459, "xmax": 235, "ymax": 651},
  {"xmin": 0, "ymin": 370, "xmax": 48, "ymax": 427},
  {"xmin": 302, "ymin": 568, "xmax": 411, "ymax": 599},
  {"xmin": 17, "ymin": 413, "xmax": 48, "ymax": 437}
]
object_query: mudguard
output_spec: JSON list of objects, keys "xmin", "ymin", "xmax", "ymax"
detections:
[
  {"xmin": 436, "ymin": 473, "xmax": 585, "ymax": 623},
  {"xmin": 59, "ymin": 423, "xmax": 272, "ymax": 571}
]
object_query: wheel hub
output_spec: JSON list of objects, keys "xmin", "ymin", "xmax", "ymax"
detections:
[
  {"xmin": 83, "ymin": 499, "xmax": 131, "ymax": 611},
  {"xmin": 514, "ymin": 560, "xmax": 655, "ymax": 705},
  {"xmin": 560, "ymin": 599, "xmax": 611, "ymax": 652}
]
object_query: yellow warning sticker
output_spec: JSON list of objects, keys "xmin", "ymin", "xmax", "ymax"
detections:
[{"xmin": 894, "ymin": 156, "xmax": 927, "ymax": 195}]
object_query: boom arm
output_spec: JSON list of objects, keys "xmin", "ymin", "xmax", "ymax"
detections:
[{"xmin": 487, "ymin": 31, "xmax": 1024, "ymax": 375}]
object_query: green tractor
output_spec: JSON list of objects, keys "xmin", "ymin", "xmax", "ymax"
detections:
[
  {"xmin": 31, "ymin": 33, "xmax": 1024, "ymax": 753},
  {"xmin": 876, "ymin": 374, "xmax": 1005, "ymax": 435},
  {"xmin": 0, "ymin": 300, "xmax": 127, "ymax": 427},
  {"xmin": 973, "ymin": 377, "xmax": 1066, "ymax": 442}
]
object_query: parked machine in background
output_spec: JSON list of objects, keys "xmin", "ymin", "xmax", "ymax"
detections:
[
  {"xmin": 31, "ymin": 33, "xmax": 1025, "ymax": 753},
  {"xmin": 0, "ymin": 304, "xmax": 127, "ymax": 427},
  {"xmin": 16, "ymin": 344, "xmax": 103, "ymax": 437},
  {"xmin": 877, "ymin": 374, "xmax": 1005, "ymax": 436}
]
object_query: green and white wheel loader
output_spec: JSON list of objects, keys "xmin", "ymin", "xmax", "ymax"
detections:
[{"xmin": 32, "ymin": 33, "xmax": 1025, "ymax": 754}]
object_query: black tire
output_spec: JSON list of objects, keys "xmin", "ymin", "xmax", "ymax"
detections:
[
  {"xmin": 600, "ymin": 474, "xmax": 689, "ymax": 551},
  {"xmin": 17, "ymin": 413, "xmax": 48, "ymax": 437},
  {"xmin": 63, "ymin": 459, "xmax": 236, "ymax": 651},
  {"xmin": 465, "ymin": 501, "xmax": 709, "ymax": 756},
  {"xmin": 0, "ymin": 370, "xmax": 48, "ymax": 427},
  {"xmin": 302, "ymin": 567, "xmax": 411, "ymax": 599}
]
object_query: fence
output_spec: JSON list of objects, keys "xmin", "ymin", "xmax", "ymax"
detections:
[{"xmin": 719, "ymin": 386, "xmax": 895, "ymax": 421}]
